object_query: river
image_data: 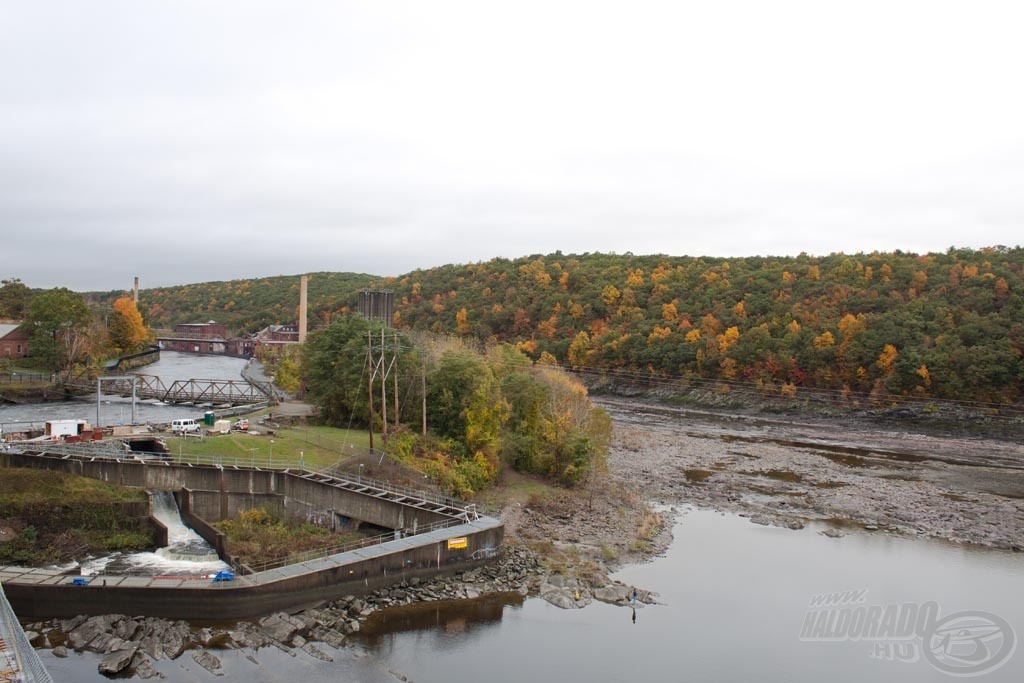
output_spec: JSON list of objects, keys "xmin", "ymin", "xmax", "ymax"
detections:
[
  {"xmin": 34, "ymin": 507, "xmax": 1024, "ymax": 682},
  {"xmin": 0, "ymin": 351, "xmax": 250, "ymax": 429}
]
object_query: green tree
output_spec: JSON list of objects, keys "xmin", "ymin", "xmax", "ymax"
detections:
[
  {"xmin": 302, "ymin": 315, "xmax": 374, "ymax": 426},
  {"xmin": 25, "ymin": 288, "xmax": 93, "ymax": 372},
  {"xmin": 0, "ymin": 278, "xmax": 32, "ymax": 319}
]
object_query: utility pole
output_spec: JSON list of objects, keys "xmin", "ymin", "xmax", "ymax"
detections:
[
  {"xmin": 380, "ymin": 328, "xmax": 388, "ymax": 444},
  {"xmin": 393, "ymin": 332, "xmax": 399, "ymax": 428},
  {"xmin": 367, "ymin": 329, "xmax": 374, "ymax": 451},
  {"xmin": 421, "ymin": 362, "xmax": 427, "ymax": 437}
]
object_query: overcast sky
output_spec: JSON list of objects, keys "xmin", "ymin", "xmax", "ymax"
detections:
[{"xmin": 2, "ymin": 2, "xmax": 1022, "ymax": 292}]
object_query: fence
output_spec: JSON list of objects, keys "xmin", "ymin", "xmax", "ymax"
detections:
[
  {"xmin": 0, "ymin": 582, "xmax": 55, "ymax": 683},
  {"xmin": 0, "ymin": 372, "xmax": 51, "ymax": 385}
]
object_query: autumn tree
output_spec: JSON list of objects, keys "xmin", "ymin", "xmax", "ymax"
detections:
[{"xmin": 108, "ymin": 297, "xmax": 151, "ymax": 355}]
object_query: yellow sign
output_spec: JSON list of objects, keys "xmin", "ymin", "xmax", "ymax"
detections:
[{"xmin": 447, "ymin": 537, "xmax": 468, "ymax": 550}]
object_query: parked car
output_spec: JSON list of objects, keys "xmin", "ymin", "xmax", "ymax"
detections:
[{"xmin": 232, "ymin": 418, "xmax": 249, "ymax": 431}]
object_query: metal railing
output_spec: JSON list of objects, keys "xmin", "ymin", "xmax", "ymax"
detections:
[
  {"xmin": 0, "ymin": 372, "xmax": 51, "ymax": 384},
  {"xmin": 239, "ymin": 517, "xmax": 469, "ymax": 574},
  {"xmin": 0, "ymin": 583, "xmax": 55, "ymax": 683},
  {"xmin": 15, "ymin": 442, "xmax": 499, "ymax": 517}
]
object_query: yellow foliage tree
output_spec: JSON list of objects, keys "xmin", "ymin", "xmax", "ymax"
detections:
[
  {"xmin": 876, "ymin": 344, "xmax": 898, "ymax": 374},
  {"xmin": 662, "ymin": 301, "xmax": 678, "ymax": 323},
  {"xmin": 108, "ymin": 297, "xmax": 151, "ymax": 355},
  {"xmin": 567, "ymin": 331, "xmax": 591, "ymax": 368},
  {"xmin": 717, "ymin": 326, "xmax": 740, "ymax": 354},
  {"xmin": 455, "ymin": 307, "xmax": 471, "ymax": 334},
  {"xmin": 813, "ymin": 331, "xmax": 835, "ymax": 349},
  {"xmin": 601, "ymin": 285, "xmax": 621, "ymax": 307}
]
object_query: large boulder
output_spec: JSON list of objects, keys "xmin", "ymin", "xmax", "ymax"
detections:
[
  {"xmin": 192, "ymin": 650, "xmax": 224, "ymax": 676},
  {"xmin": 98, "ymin": 647, "xmax": 137, "ymax": 676},
  {"xmin": 259, "ymin": 612, "xmax": 301, "ymax": 644},
  {"xmin": 67, "ymin": 617, "xmax": 107, "ymax": 651}
]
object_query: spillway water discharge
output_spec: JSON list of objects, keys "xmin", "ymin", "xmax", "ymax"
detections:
[{"xmin": 80, "ymin": 491, "xmax": 229, "ymax": 577}]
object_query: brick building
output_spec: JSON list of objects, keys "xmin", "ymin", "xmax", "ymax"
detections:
[{"xmin": 0, "ymin": 323, "xmax": 29, "ymax": 359}]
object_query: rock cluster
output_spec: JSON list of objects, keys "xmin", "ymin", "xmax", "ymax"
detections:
[{"xmin": 24, "ymin": 546, "xmax": 553, "ymax": 679}]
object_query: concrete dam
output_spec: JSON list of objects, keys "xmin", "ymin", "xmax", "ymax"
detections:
[{"xmin": 0, "ymin": 451, "xmax": 504, "ymax": 621}]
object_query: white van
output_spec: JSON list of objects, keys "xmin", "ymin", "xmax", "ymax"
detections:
[{"xmin": 171, "ymin": 418, "xmax": 201, "ymax": 435}]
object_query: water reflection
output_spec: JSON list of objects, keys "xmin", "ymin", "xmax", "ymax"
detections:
[{"xmin": 363, "ymin": 594, "xmax": 522, "ymax": 639}]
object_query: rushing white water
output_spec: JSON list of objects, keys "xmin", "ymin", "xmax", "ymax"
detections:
[{"xmin": 79, "ymin": 491, "xmax": 228, "ymax": 577}]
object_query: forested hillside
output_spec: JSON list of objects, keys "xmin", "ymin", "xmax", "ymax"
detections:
[
  {"xmin": 87, "ymin": 272, "xmax": 377, "ymax": 332},
  {"xmin": 90, "ymin": 248, "xmax": 1023, "ymax": 402},
  {"xmin": 383, "ymin": 248, "xmax": 1023, "ymax": 402}
]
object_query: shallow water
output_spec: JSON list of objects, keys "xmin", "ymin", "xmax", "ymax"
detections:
[{"xmin": 36, "ymin": 507, "xmax": 1024, "ymax": 682}]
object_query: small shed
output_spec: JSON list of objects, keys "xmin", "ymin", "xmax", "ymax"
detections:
[{"xmin": 45, "ymin": 420, "xmax": 90, "ymax": 438}]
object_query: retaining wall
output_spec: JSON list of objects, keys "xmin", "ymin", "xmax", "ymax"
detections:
[
  {"xmin": 3, "ymin": 520, "xmax": 503, "ymax": 620},
  {"xmin": 0, "ymin": 452, "xmax": 504, "ymax": 620},
  {"xmin": 0, "ymin": 453, "xmax": 451, "ymax": 530}
]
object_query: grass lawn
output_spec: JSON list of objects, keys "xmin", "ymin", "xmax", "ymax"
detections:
[
  {"xmin": 166, "ymin": 424, "xmax": 373, "ymax": 470},
  {"xmin": 0, "ymin": 469, "xmax": 148, "ymax": 504}
]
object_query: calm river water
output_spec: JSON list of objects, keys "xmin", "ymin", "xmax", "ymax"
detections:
[{"xmin": 35, "ymin": 508, "xmax": 1024, "ymax": 682}]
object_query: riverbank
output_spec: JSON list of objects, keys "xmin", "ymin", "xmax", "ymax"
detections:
[{"xmin": 595, "ymin": 398, "xmax": 1024, "ymax": 551}]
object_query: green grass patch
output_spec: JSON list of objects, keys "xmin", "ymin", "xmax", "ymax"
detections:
[
  {"xmin": 166, "ymin": 424, "xmax": 373, "ymax": 470},
  {"xmin": 0, "ymin": 469, "xmax": 147, "ymax": 505},
  {"xmin": 215, "ymin": 507, "xmax": 366, "ymax": 567}
]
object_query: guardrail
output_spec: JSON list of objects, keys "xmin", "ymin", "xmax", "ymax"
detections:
[{"xmin": 238, "ymin": 517, "xmax": 470, "ymax": 575}]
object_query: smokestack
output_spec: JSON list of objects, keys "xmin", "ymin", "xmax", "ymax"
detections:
[
  {"xmin": 299, "ymin": 275, "xmax": 308, "ymax": 343},
  {"xmin": 133, "ymin": 277, "xmax": 139, "ymax": 304}
]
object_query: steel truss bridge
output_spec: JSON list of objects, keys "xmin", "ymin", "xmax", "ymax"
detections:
[{"xmin": 65, "ymin": 374, "xmax": 278, "ymax": 406}]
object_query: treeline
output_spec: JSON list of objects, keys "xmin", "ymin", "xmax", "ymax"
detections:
[
  {"xmin": 384, "ymin": 248, "xmax": 1024, "ymax": 402},
  {"xmin": 88, "ymin": 272, "xmax": 376, "ymax": 333},
  {"xmin": 65, "ymin": 246, "xmax": 1024, "ymax": 402}
]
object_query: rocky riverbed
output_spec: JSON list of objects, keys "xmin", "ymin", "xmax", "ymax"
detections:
[{"xmin": 596, "ymin": 398, "xmax": 1024, "ymax": 551}]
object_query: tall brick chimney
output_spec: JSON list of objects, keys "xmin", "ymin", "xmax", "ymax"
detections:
[
  {"xmin": 133, "ymin": 277, "xmax": 139, "ymax": 304},
  {"xmin": 299, "ymin": 275, "xmax": 308, "ymax": 343}
]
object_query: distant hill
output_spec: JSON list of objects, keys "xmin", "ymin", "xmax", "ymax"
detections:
[
  {"xmin": 94, "ymin": 248, "xmax": 1024, "ymax": 402},
  {"xmin": 87, "ymin": 272, "xmax": 380, "ymax": 332}
]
